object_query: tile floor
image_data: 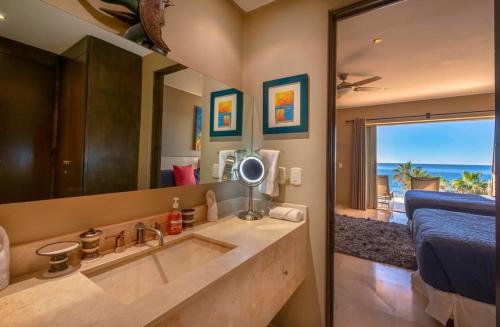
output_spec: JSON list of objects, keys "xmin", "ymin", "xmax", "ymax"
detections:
[
  {"xmin": 336, "ymin": 202, "xmax": 408, "ymax": 225},
  {"xmin": 334, "ymin": 253, "xmax": 442, "ymax": 327}
]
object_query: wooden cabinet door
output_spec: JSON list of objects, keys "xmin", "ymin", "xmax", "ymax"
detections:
[
  {"xmin": 53, "ymin": 53, "xmax": 87, "ymax": 198},
  {"xmin": 0, "ymin": 39, "xmax": 57, "ymax": 203},
  {"xmin": 84, "ymin": 37, "xmax": 142, "ymax": 195}
]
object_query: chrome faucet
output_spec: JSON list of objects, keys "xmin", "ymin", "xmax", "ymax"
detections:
[{"xmin": 135, "ymin": 222, "xmax": 164, "ymax": 246}]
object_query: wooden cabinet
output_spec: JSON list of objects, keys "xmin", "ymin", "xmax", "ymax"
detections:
[
  {"xmin": 0, "ymin": 37, "xmax": 58, "ymax": 204},
  {"xmin": 55, "ymin": 36, "xmax": 142, "ymax": 197}
]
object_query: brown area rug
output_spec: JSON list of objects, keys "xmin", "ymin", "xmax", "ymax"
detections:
[{"xmin": 335, "ymin": 215, "xmax": 417, "ymax": 270}]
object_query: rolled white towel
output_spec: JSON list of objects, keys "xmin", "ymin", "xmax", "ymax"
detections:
[{"xmin": 269, "ymin": 206, "xmax": 303, "ymax": 222}]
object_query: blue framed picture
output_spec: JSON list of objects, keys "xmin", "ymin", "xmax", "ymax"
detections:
[
  {"xmin": 193, "ymin": 106, "xmax": 202, "ymax": 150},
  {"xmin": 263, "ymin": 74, "xmax": 309, "ymax": 134},
  {"xmin": 210, "ymin": 88, "xmax": 243, "ymax": 137}
]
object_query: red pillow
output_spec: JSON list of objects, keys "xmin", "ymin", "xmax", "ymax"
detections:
[{"xmin": 173, "ymin": 165, "xmax": 197, "ymax": 186}]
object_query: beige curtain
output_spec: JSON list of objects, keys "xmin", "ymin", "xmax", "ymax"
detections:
[
  {"xmin": 366, "ymin": 126, "xmax": 377, "ymax": 209},
  {"xmin": 491, "ymin": 146, "xmax": 495, "ymax": 196},
  {"xmin": 350, "ymin": 118, "xmax": 367, "ymax": 209}
]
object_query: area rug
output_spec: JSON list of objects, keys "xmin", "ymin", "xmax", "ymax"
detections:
[{"xmin": 335, "ymin": 215, "xmax": 417, "ymax": 270}]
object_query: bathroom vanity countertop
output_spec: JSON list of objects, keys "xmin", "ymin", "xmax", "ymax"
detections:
[{"xmin": 0, "ymin": 215, "xmax": 306, "ymax": 326}]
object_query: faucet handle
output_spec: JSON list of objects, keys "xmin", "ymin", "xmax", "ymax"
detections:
[{"xmin": 105, "ymin": 231, "xmax": 127, "ymax": 253}]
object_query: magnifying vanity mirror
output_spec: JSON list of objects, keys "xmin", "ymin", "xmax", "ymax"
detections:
[
  {"xmin": 236, "ymin": 156, "xmax": 267, "ymax": 221},
  {"xmin": 0, "ymin": 0, "xmax": 256, "ymax": 205}
]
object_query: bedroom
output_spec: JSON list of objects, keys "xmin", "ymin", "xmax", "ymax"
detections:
[{"xmin": 332, "ymin": 0, "xmax": 496, "ymax": 326}]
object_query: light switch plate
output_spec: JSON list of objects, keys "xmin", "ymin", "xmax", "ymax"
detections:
[
  {"xmin": 290, "ymin": 167, "xmax": 301, "ymax": 186},
  {"xmin": 212, "ymin": 163, "xmax": 219, "ymax": 178},
  {"xmin": 278, "ymin": 167, "xmax": 287, "ymax": 184}
]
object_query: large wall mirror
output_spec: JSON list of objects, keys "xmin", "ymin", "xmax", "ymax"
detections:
[{"xmin": 0, "ymin": 1, "xmax": 254, "ymax": 204}]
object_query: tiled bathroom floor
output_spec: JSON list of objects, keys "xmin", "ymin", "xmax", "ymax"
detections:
[{"xmin": 334, "ymin": 253, "xmax": 441, "ymax": 327}]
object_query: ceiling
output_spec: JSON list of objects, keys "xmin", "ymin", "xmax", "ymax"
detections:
[
  {"xmin": 0, "ymin": 0, "xmax": 150, "ymax": 56},
  {"xmin": 232, "ymin": 0, "xmax": 276, "ymax": 12},
  {"xmin": 337, "ymin": 0, "xmax": 494, "ymax": 109}
]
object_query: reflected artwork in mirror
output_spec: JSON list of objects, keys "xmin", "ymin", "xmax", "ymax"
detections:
[{"xmin": 0, "ymin": 1, "xmax": 255, "ymax": 204}]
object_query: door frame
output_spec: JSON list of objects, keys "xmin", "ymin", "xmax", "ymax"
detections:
[
  {"xmin": 150, "ymin": 63, "xmax": 187, "ymax": 188},
  {"xmin": 324, "ymin": 0, "xmax": 490, "ymax": 326}
]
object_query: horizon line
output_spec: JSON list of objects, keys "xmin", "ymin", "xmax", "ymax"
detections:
[{"xmin": 378, "ymin": 162, "xmax": 492, "ymax": 166}]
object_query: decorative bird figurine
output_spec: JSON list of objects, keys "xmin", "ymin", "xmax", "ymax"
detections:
[{"xmin": 99, "ymin": 0, "xmax": 173, "ymax": 54}]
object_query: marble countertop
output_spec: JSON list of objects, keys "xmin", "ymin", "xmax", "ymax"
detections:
[{"xmin": 0, "ymin": 215, "xmax": 306, "ymax": 327}]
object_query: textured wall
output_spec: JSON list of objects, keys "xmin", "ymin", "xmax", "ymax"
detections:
[
  {"xmin": 243, "ymin": 0, "xmax": 358, "ymax": 325},
  {"xmin": 162, "ymin": 85, "xmax": 203, "ymax": 157}
]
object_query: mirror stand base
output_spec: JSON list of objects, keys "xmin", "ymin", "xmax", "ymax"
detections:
[{"xmin": 238, "ymin": 210, "xmax": 264, "ymax": 221}]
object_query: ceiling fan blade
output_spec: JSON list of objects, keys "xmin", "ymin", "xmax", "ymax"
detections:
[
  {"xmin": 354, "ymin": 86, "xmax": 381, "ymax": 91},
  {"xmin": 337, "ymin": 84, "xmax": 352, "ymax": 90},
  {"xmin": 352, "ymin": 76, "xmax": 382, "ymax": 87}
]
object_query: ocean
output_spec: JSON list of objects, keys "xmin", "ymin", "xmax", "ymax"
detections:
[{"xmin": 377, "ymin": 163, "xmax": 493, "ymax": 196}]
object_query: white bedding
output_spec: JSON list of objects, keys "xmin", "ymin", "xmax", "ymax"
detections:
[{"xmin": 411, "ymin": 271, "xmax": 495, "ymax": 327}]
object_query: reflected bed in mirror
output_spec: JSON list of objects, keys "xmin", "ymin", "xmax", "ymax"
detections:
[{"xmin": 0, "ymin": 1, "xmax": 254, "ymax": 204}]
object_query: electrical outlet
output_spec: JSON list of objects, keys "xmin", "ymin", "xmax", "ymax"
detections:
[
  {"xmin": 290, "ymin": 167, "xmax": 301, "ymax": 186},
  {"xmin": 212, "ymin": 163, "xmax": 219, "ymax": 178}
]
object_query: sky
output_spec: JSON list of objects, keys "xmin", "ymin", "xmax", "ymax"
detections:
[{"xmin": 377, "ymin": 119, "xmax": 495, "ymax": 165}]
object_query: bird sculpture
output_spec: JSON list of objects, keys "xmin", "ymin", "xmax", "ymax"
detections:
[{"xmin": 99, "ymin": 0, "xmax": 172, "ymax": 54}]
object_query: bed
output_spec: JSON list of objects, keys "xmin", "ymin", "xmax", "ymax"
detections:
[
  {"xmin": 412, "ymin": 208, "xmax": 495, "ymax": 326},
  {"xmin": 405, "ymin": 190, "xmax": 495, "ymax": 220},
  {"xmin": 160, "ymin": 156, "xmax": 200, "ymax": 187}
]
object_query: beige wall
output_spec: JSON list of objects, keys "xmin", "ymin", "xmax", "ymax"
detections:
[
  {"xmin": 336, "ymin": 93, "xmax": 495, "ymax": 206},
  {"xmin": 138, "ymin": 53, "xmax": 177, "ymax": 189},
  {"xmin": 164, "ymin": 0, "xmax": 244, "ymax": 88},
  {"xmin": 43, "ymin": 0, "xmax": 129, "ymax": 33},
  {"xmin": 162, "ymin": 85, "xmax": 203, "ymax": 157},
  {"xmin": 1, "ymin": 1, "xmax": 246, "ymax": 246},
  {"xmin": 243, "ymin": 0, "xmax": 357, "ymax": 326},
  {"xmin": 44, "ymin": 0, "xmax": 245, "ymax": 88},
  {"xmin": 200, "ymin": 77, "xmax": 254, "ymax": 183}
]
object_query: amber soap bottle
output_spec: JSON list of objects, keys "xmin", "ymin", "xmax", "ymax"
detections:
[{"xmin": 168, "ymin": 197, "xmax": 183, "ymax": 235}]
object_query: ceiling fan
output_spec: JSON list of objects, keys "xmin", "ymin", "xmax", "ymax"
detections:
[{"xmin": 337, "ymin": 73, "xmax": 383, "ymax": 98}]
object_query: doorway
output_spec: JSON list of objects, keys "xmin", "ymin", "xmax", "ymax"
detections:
[{"xmin": 327, "ymin": 1, "xmax": 497, "ymax": 326}]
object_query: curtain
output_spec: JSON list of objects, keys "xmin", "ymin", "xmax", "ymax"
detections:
[
  {"xmin": 491, "ymin": 146, "xmax": 495, "ymax": 196},
  {"xmin": 350, "ymin": 118, "xmax": 367, "ymax": 209},
  {"xmin": 366, "ymin": 126, "xmax": 377, "ymax": 209}
]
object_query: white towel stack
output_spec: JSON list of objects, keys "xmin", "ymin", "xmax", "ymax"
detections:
[
  {"xmin": 269, "ymin": 206, "xmax": 303, "ymax": 222},
  {"xmin": 258, "ymin": 150, "xmax": 280, "ymax": 197}
]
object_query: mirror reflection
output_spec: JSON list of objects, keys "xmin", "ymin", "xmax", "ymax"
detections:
[
  {"xmin": 0, "ymin": 1, "xmax": 254, "ymax": 204},
  {"xmin": 151, "ymin": 67, "xmax": 253, "ymax": 188}
]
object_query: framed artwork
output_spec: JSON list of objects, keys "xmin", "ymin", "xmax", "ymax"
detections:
[
  {"xmin": 193, "ymin": 106, "xmax": 202, "ymax": 151},
  {"xmin": 263, "ymin": 74, "xmax": 309, "ymax": 134},
  {"xmin": 210, "ymin": 88, "xmax": 243, "ymax": 137}
]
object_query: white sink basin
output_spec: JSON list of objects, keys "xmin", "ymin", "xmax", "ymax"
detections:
[{"xmin": 83, "ymin": 235, "xmax": 234, "ymax": 305}]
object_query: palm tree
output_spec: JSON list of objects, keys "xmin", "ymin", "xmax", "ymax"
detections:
[
  {"xmin": 393, "ymin": 162, "xmax": 413, "ymax": 189},
  {"xmin": 452, "ymin": 172, "xmax": 488, "ymax": 194},
  {"xmin": 392, "ymin": 161, "xmax": 431, "ymax": 190}
]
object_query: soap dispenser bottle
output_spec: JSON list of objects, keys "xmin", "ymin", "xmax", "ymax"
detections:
[{"xmin": 168, "ymin": 197, "xmax": 183, "ymax": 235}]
